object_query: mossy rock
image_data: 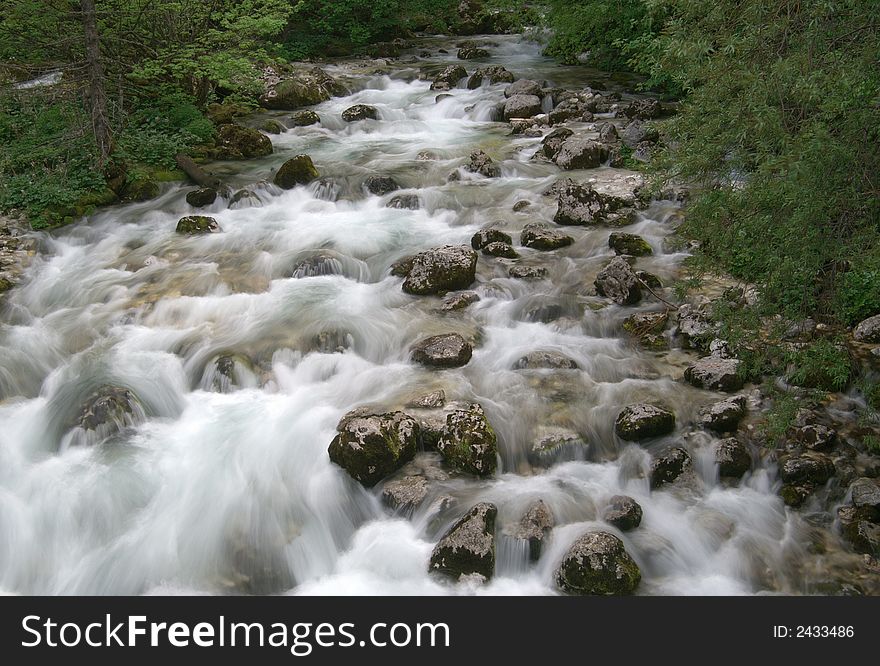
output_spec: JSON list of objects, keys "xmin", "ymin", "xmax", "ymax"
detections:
[
  {"xmin": 215, "ymin": 124, "xmax": 273, "ymax": 160},
  {"xmin": 206, "ymin": 102, "xmax": 254, "ymax": 125},
  {"xmin": 176, "ymin": 215, "xmax": 220, "ymax": 235},
  {"xmin": 556, "ymin": 531, "xmax": 641, "ymax": 595},
  {"xmin": 615, "ymin": 403, "xmax": 675, "ymax": 440},
  {"xmin": 437, "ymin": 404, "xmax": 498, "ymax": 476},
  {"xmin": 122, "ymin": 178, "xmax": 160, "ymax": 202},
  {"xmin": 261, "ymin": 119, "xmax": 286, "ymax": 134},
  {"xmin": 609, "ymin": 232, "xmax": 653, "ymax": 257},
  {"xmin": 273, "ymin": 155, "xmax": 319, "ymax": 189},
  {"xmin": 328, "ymin": 412, "xmax": 420, "ymax": 487}
]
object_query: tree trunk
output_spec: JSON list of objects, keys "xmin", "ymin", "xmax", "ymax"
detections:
[{"xmin": 81, "ymin": 0, "xmax": 113, "ymax": 164}]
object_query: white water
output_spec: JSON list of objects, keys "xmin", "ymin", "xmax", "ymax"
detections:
[{"xmin": 0, "ymin": 37, "xmax": 815, "ymax": 595}]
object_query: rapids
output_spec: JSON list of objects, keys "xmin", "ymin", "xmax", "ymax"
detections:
[{"xmin": 0, "ymin": 36, "xmax": 820, "ymax": 595}]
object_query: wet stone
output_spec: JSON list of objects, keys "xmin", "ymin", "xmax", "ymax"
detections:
[
  {"xmin": 650, "ymin": 447, "xmax": 691, "ymax": 488},
  {"xmin": 603, "ymin": 495, "xmax": 643, "ymax": 531},
  {"xmin": 411, "ymin": 333, "xmax": 473, "ymax": 368},
  {"xmin": 615, "ymin": 403, "xmax": 675, "ymax": 441},
  {"xmin": 511, "ymin": 500, "xmax": 555, "ymax": 562},
  {"xmin": 514, "ymin": 351, "xmax": 578, "ymax": 370},
  {"xmin": 555, "ymin": 531, "xmax": 641, "ymax": 595},
  {"xmin": 430, "ymin": 503, "xmax": 497, "ymax": 581}
]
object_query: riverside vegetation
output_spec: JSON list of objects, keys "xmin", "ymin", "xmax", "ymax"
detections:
[{"xmin": 0, "ymin": 1, "xmax": 878, "ymax": 594}]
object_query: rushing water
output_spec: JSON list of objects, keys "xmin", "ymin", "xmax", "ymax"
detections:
[{"xmin": 0, "ymin": 36, "xmax": 830, "ymax": 595}]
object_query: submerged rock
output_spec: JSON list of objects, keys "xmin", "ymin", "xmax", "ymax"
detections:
[
  {"xmin": 509, "ymin": 265, "xmax": 547, "ymax": 279},
  {"xmin": 441, "ymin": 290, "xmax": 480, "ymax": 311},
  {"xmin": 430, "ymin": 502, "xmax": 497, "ymax": 581},
  {"xmin": 514, "ymin": 351, "xmax": 578, "ymax": 370},
  {"xmin": 402, "ymin": 245, "xmax": 478, "ymax": 295},
  {"xmin": 603, "ymin": 495, "xmax": 643, "ymax": 531},
  {"xmin": 273, "ymin": 155, "xmax": 319, "ymax": 189},
  {"xmin": 615, "ymin": 403, "xmax": 675, "ymax": 441},
  {"xmin": 466, "ymin": 65, "xmax": 514, "ymax": 88},
  {"xmin": 328, "ymin": 412, "xmax": 420, "ymax": 487},
  {"xmin": 684, "ymin": 357, "xmax": 743, "ymax": 392},
  {"xmin": 176, "ymin": 215, "xmax": 220, "ymax": 235},
  {"xmin": 411, "ymin": 333, "xmax": 473, "ymax": 368},
  {"xmin": 363, "ymin": 175, "xmax": 400, "ymax": 195},
  {"xmin": 650, "ymin": 447, "xmax": 691, "ymax": 488},
  {"xmin": 512, "ymin": 500, "xmax": 555, "ymax": 561},
  {"xmin": 386, "ymin": 193, "xmax": 420, "ymax": 210},
  {"xmin": 342, "ymin": 104, "xmax": 378, "ymax": 122},
  {"xmin": 437, "ymin": 403, "xmax": 497, "ymax": 476},
  {"xmin": 520, "ymin": 223, "xmax": 573, "ymax": 251},
  {"xmin": 594, "ymin": 256, "xmax": 641, "ymax": 305},
  {"xmin": 457, "ymin": 47, "xmax": 489, "ymax": 59},
  {"xmin": 76, "ymin": 385, "xmax": 142, "ymax": 436},
  {"xmin": 555, "ymin": 531, "xmax": 641, "ymax": 595}
]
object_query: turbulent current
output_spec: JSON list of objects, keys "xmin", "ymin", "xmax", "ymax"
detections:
[{"xmin": 0, "ymin": 36, "xmax": 831, "ymax": 595}]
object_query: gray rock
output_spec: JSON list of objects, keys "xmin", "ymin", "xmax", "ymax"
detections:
[
  {"xmin": 555, "ymin": 531, "xmax": 641, "ymax": 595},
  {"xmin": 621, "ymin": 120, "xmax": 659, "ymax": 148},
  {"xmin": 700, "ymin": 395, "xmax": 747, "ymax": 432},
  {"xmin": 684, "ymin": 357, "xmax": 743, "ymax": 392},
  {"xmin": 260, "ymin": 67, "xmax": 342, "ymax": 109},
  {"xmin": 437, "ymin": 403, "xmax": 498, "ymax": 476},
  {"xmin": 75, "ymin": 385, "xmax": 143, "ymax": 437},
  {"xmin": 504, "ymin": 79, "xmax": 543, "ymax": 98},
  {"xmin": 441, "ymin": 291, "xmax": 480, "ymax": 311},
  {"xmin": 850, "ymin": 477, "xmax": 880, "ymax": 521},
  {"xmin": 291, "ymin": 110, "xmax": 320, "ymax": 126},
  {"xmin": 625, "ymin": 98, "xmax": 661, "ymax": 120},
  {"xmin": 509, "ymin": 265, "xmax": 548, "ymax": 279},
  {"xmin": 541, "ymin": 127, "xmax": 574, "ymax": 160},
  {"xmin": 715, "ymin": 438, "xmax": 751, "ymax": 478},
  {"xmin": 512, "ymin": 500, "xmax": 555, "ymax": 561},
  {"xmin": 328, "ymin": 412, "xmax": 420, "ymax": 487},
  {"xmin": 482, "ymin": 242, "xmax": 518, "ymax": 258},
  {"xmin": 430, "ymin": 503, "xmax": 497, "ymax": 581},
  {"xmin": 503, "ymin": 94, "xmax": 542, "ymax": 120},
  {"xmin": 402, "ymin": 245, "xmax": 478, "ymax": 295},
  {"xmin": 615, "ymin": 403, "xmax": 675, "ymax": 441},
  {"xmin": 595, "ymin": 256, "xmax": 641, "ymax": 305},
  {"xmin": 464, "ymin": 149, "xmax": 500, "ymax": 178},
  {"xmin": 789, "ymin": 424, "xmax": 836, "ymax": 450},
  {"xmin": 342, "ymin": 104, "xmax": 378, "ymax": 122},
  {"xmin": 603, "ymin": 496, "xmax": 643, "ymax": 531},
  {"xmin": 554, "ymin": 138, "xmax": 606, "ymax": 170},
  {"xmin": 608, "ymin": 232, "xmax": 652, "ymax": 256},
  {"xmin": 386, "ymin": 194, "xmax": 420, "ymax": 209},
  {"xmin": 363, "ymin": 175, "xmax": 400, "ymax": 195},
  {"xmin": 431, "ymin": 64, "xmax": 468, "ymax": 90},
  {"xmin": 471, "ymin": 228, "xmax": 512, "ymax": 250},
  {"xmin": 854, "ymin": 314, "xmax": 880, "ymax": 342},
  {"xmin": 779, "ymin": 452, "xmax": 835, "ymax": 485},
  {"xmin": 597, "ymin": 122, "xmax": 619, "ymax": 143},
  {"xmin": 382, "ymin": 476, "xmax": 429, "ymax": 513},
  {"xmin": 466, "ymin": 65, "xmax": 515, "ymax": 88},
  {"xmin": 514, "ymin": 351, "xmax": 578, "ymax": 370},
  {"xmin": 457, "ymin": 47, "xmax": 489, "ymax": 59},
  {"xmin": 676, "ymin": 304, "xmax": 715, "ymax": 350},
  {"xmin": 274, "ymin": 155, "xmax": 319, "ymax": 189},
  {"xmin": 520, "ymin": 224, "xmax": 574, "ymax": 251},
  {"xmin": 528, "ymin": 430, "xmax": 589, "ymax": 468},
  {"xmin": 553, "ymin": 179, "xmax": 605, "ymax": 226},
  {"xmin": 408, "ymin": 390, "xmax": 446, "ymax": 409},
  {"xmin": 411, "ymin": 333, "xmax": 473, "ymax": 368},
  {"xmin": 650, "ymin": 447, "xmax": 691, "ymax": 488}
]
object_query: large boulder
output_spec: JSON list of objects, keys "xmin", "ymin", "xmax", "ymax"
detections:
[
  {"xmin": 684, "ymin": 357, "xmax": 743, "ymax": 392},
  {"xmin": 328, "ymin": 411, "xmax": 420, "ymax": 487},
  {"xmin": 411, "ymin": 333, "xmax": 473, "ymax": 368},
  {"xmin": 431, "ymin": 64, "xmax": 468, "ymax": 90},
  {"xmin": 503, "ymin": 94, "xmax": 542, "ymax": 120},
  {"xmin": 615, "ymin": 403, "xmax": 675, "ymax": 441},
  {"xmin": 650, "ymin": 447, "xmax": 691, "ymax": 488},
  {"xmin": 853, "ymin": 314, "xmax": 880, "ymax": 342},
  {"xmin": 215, "ymin": 124, "xmax": 273, "ymax": 159},
  {"xmin": 541, "ymin": 127, "xmax": 574, "ymax": 160},
  {"xmin": 437, "ymin": 403, "xmax": 497, "ymax": 476},
  {"xmin": 715, "ymin": 438, "xmax": 751, "ymax": 479},
  {"xmin": 555, "ymin": 531, "xmax": 641, "ymax": 595},
  {"xmin": 779, "ymin": 452, "xmax": 835, "ymax": 486},
  {"xmin": 401, "ymin": 245, "xmax": 478, "ymax": 295},
  {"xmin": 554, "ymin": 138, "xmax": 606, "ymax": 170},
  {"xmin": 342, "ymin": 104, "xmax": 378, "ymax": 122},
  {"xmin": 176, "ymin": 215, "xmax": 220, "ymax": 235},
  {"xmin": 430, "ymin": 503, "xmax": 497, "ymax": 581},
  {"xmin": 466, "ymin": 65, "xmax": 514, "ymax": 89},
  {"xmin": 603, "ymin": 495, "xmax": 643, "ymax": 531},
  {"xmin": 260, "ymin": 68, "xmax": 342, "ymax": 109},
  {"xmin": 553, "ymin": 179, "xmax": 605, "ymax": 226},
  {"xmin": 849, "ymin": 478, "xmax": 880, "ymax": 522},
  {"xmin": 504, "ymin": 79, "xmax": 543, "ymax": 98},
  {"xmin": 594, "ymin": 257, "xmax": 641, "ymax": 305},
  {"xmin": 273, "ymin": 155, "xmax": 319, "ymax": 189},
  {"xmin": 699, "ymin": 395, "xmax": 747, "ymax": 433},
  {"xmin": 609, "ymin": 232, "xmax": 652, "ymax": 256},
  {"xmin": 511, "ymin": 500, "xmax": 555, "ymax": 561},
  {"xmin": 520, "ymin": 223, "xmax": 573, "ymax": 251}
]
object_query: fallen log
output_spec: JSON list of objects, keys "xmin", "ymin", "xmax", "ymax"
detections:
[{"xmin": 175, "ymin": 154, "xmax": 221, "ymax": 189}]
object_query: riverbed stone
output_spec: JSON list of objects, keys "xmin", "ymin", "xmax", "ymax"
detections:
[
  {"xmin": 342, "ymin": 104, "xmax": 378, "ymax": 122},
  {"xmin": 471, "ymin": 228, "xmax": 512, "ymax": 250},
  {"xmin": 503, "ymin": 94, "xmax": 541, "ymax": 120},
  {"xmin": 603, "ymin": 495, "xmax": 643, "ymax": 531},
  {"xmin": 555, "ymin": 531, "xmax": 641, "ymax": 595},
  {"xmin": 595, "ymin": 256, "xmax": 641, "ymax": 305},
  {"xmin": 853, "ymin": 314, "xmax": 880, "ymax": 342},
  {"xmin": 699, "ymin": 395, "xmax": 747, "ymax": 433},
  {"xmin": 621, "ymin": 120, "xmax": 659, "ymax": 148},
  {"xmin": 411, "ymin": 333, "xmax": 473, "ymax": 368},
  {"xmin": 401, "ymin": 245, "xmax": 478, "ymax": 295},
  {"xmin": 214, "ymin": 124, "xmax": 273, "ymax": 160},
  {"xmin": 625, "ymin": 98, "xmax": 661, "ymax": 120},
  {"xmin": 615, "ymin": 403, "xmax": 675, "ymax": 441},
  {"xmin": 441, "ymin": 290, "xmax": 480, "ymax": 311},
  {"xmin": 509, "ymin": 265, "xmax": 548, "ymax": 279},
  {"xmin": 554, "ymin": 138, "xmax": 606, "ymax": 170},
  {"xmin": 482, "ymin": 241, "xmax": 518, "ymax": 258},
  {"xmin": 430, "ymin": 502, "xmax": 497, "ymax": 581},
  {"xmin": 609, "ymin": 232, "xmax": 652, "ymax": 256},
  {"xmin": 684, "ymin": 357, "xmax": 743, "ymax": 392},
  {"xmin": 650, "ymin": 447, "xmax": 691, "ymax": 488},
  {"xmin": 176, "ymin": 215, "xmax": 220, "ymax": 235},
  {"xmin": 779, "ymin": 452, "xmax": 835, "ymax": 486},
  {"xmin": 622, "ymin": 311, "xmax": 668, "ymax": 349},
  {"xmin": 457, "ymin": 47, "xmax": 489, "ymax": 59},
  {"xmin": 676, "ymin": 304, "xmax": 716, "ymax": 350},
  {"xmin": 504, "ymin": 79, "xmax": 543, "ymax": 98},
  {"xmin": 466, "ymin": 65, "xmax": 515, "ymax": 88},
  {"xmin": 788, "ymin": 423, "xmax": 837, "ymax": 451},
  {"xmin": 381, "ymin": 475, "xmax": 429, "ymax": 513},
  {"xmin": 850, "ymin": 478, "xmax": 880, "ymax": 521},
  {"xmin": 431, "ymin": 64, "xmax": 468, "ymax": 90},
  {"xmin": 437, "ymin": 403, "xmax": 497, "ymax": 476},
  {"xmin": 541, "ymin": 127, "xmax": 574, "ymax": 160},
  {"xmin": 76, "ymin": 385, "xmax": 142, "ymax": 435},
  {"xmin": 386, "ymin": 193, "xmax": 420, "ymax": 209},
  {"xmin": 363, "ymin": 175, "xmax": 399, "ymax": 195},
  {"xmin": 185, "ymin": 187, "xmax": 217, "ymax": 208},
  {"xmin": 291, "ymin": 110, "xmax": 320, "ymax": 126},
  {"xmin": 512, "ymin": 500, "xmax": 555, "ymax": 561},
  {"xmin": 274, "ymin": 155, "xmax": 319, "ymax": 188},
  {"xmin": 554, "ymin": 179, "xmax": 605, "ymax": 226},
  {"xmin": 328, "ymin": 411, "xmax": 420, "ymax": 487},
  {"xmin": 261, "ymin": 67, "xmax": 342, "ymax": 109},
  {"xmin": 464, "ymin": 149, "xmax": 500, "ymax": 178},
  {"xmin": 514, "ymin": 351, "xmax": 578, "ymax": 370},
  {"xmin": 520, "ymin": 223, "xmax": 573, "ymax": 251},
  {"xmin": 715, "ymin": 437, "xmax": 751, "ymax": 478}
]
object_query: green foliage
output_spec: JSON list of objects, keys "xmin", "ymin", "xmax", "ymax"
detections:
[
  {"xmin": 761, "ymin": 387, "xmax": 799, "ymax": 447},
  {"xmin": 837, "ymin": 249, "xmax": 880, "ymax": 325},
  {"xmin": 783, "ymin": 339, "xmax": 853, "ymax": 391}
]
